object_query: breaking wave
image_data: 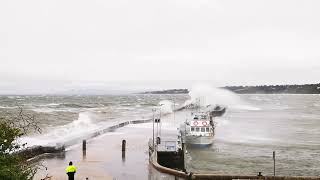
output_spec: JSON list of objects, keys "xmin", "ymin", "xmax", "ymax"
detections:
[
  {"xmin": 21, "ymin": 112, "xmax": 100, "ymax": 147},
  {"xmin": 159, "ymin": 100, "xmax": 174, "ymax": 114},
  {"xmin": 184, "ymin": 83, "xmax": 261, "ymax": 111}
]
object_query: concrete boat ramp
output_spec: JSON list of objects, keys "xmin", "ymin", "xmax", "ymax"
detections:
[{"xmin": 33, "ymin": 114, "xmax": 181, "ymax": 180}]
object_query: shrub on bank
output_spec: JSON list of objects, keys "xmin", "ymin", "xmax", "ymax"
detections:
[{"xmin": 0, "ymin": 117, "xmax": 38, "ymax": 180}]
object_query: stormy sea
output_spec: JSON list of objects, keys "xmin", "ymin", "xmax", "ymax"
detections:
[{"xmin": 0, "ymin": 91, "xmax": 319, "ymax": 178}]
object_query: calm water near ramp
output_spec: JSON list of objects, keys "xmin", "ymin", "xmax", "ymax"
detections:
[{"xmin": 0, "ymin": 94, "xmax": 319, "ymax": 178}]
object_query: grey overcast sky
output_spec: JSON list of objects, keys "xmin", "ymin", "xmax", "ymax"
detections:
[{"xmin": 1, "ymin": 0, "xmax": 320, "ymax": 93}]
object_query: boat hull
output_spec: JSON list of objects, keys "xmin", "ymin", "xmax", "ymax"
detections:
[{"xmin": 185, "ymin": 135, "xmax": 214, "ymax": 146}]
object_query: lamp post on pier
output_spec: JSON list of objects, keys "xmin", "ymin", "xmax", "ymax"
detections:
[
  {"xmin": 273, "ymin": 151, "xmax": 276, "ymax": 180},
  {"xmin": 152, "ymin": 108, "xmax": 156, "ymax": 149}
]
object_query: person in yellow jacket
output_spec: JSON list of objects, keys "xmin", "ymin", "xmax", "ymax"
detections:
[{"xmin": 65, "ymin": 161, "xmax": 77, "ymax": 180}]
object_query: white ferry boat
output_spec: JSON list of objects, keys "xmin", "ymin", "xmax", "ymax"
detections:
[{"xmin": 182, "ymin": 112, "xmax": 215, "ymax": 146}]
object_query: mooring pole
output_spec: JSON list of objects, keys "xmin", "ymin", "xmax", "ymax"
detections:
[
  {"xmin": 122, "ymin": 140, "xmax": 126, "ymax": 162},
  {"xmin": 82, "ymin": 140, "xmax": 87, "ymax": 158},
  {"xmin": 122, "ymin": 140, "xmax": 126, "ymax": 152},
  {"xmin": 273, "ymin": 151, "xmax": 276, "ymax": 180},
  {"xmin": 83, "ymin": 140, "xmax": 87, "ymax": 151}
]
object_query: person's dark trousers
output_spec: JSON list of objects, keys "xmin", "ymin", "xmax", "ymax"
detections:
[{"xmin": 67, "ymin": 172, "xmax": 75, "ymax": 180}]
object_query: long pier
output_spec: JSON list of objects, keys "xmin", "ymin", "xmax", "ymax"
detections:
[{"xmin": 19, "ymin": 119, "xmax": 153, "ymax": 159}]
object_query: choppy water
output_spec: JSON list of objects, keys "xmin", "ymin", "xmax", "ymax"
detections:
[
  {"xmin": 0, "ymin": 94, "xmax": 319, "ymax": 176},
  {"xmin": 0, "ymin": 94, "xmax": 187, "ymax": 146},
  {"xmin": 187, "ymin": 94, "xmax": 320, "ymax": 176}
]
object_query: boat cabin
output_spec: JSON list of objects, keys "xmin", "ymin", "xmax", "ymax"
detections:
[{"xmin": 187, "ymin": 112, "xmax": 214, "ymax": 136}]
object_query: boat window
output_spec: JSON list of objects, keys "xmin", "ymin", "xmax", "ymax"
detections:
[
  {"xmin": 206, "ymin": 127, "xmax": 210, "ymax": 132},
  {"xmin": 191, "ymin": 127, "xmax": 195, "ymax": 131},
  {"xmin": 196, "ymin": 128, "xmax": 200, "ymax": 132},
  {"xmin": 201, "ymin": 128, "xmax": 205, "ymax": 132}
]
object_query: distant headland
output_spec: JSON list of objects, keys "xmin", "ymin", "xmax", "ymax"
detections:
[
  {"xmin": 141, "ymin": 83, "xmax": 320, "ymax": 94},
  {"xmin": 225, "ymin": 83, "xmax": 320, "ymax": 94},
  {"xmin": 141, "ymin": 89, "xmax": 189, "ymax": 94}
]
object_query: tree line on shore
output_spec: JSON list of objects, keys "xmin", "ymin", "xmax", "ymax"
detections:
[
  {"xmin": 224, "ymin": 83, "xmax": 320, "ymax": 94},
  {"xmin": 141, "ymin": 83, "xmax": 320, "ymax": 94}
]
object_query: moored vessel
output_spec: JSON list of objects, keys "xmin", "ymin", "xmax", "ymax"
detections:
[{"xmin": 181, "ymin": 112, "xmax": 215, "ymax": 146}]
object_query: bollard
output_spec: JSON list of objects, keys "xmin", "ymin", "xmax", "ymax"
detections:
[
  {"xmin": 122, "ymin": 140, "xmax": 126, "ymax": 162},
  {"xmin": 83, "ymin": 140, "xmax": 87, "ymax": 158},
  {"xmin": 122, "ymin": 140, "xmax": 126, "ymax": 152},
  {"xmin": 122, "ymin": 150, "xmax": 125, "ymax": 162},
  {"xmin": 83, "ymin": 140, "xmax": 87, "ymax": 152}
]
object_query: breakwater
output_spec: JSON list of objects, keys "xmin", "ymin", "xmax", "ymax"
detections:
[{"xmin": 19, "ymin": 119, "xmax": 152, "ymax": 159}]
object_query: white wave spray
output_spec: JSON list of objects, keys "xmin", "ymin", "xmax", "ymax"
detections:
[
  {"xmin": 159, "ymin": 100, "xmax": 173, "ymax": 114},
  {"xmin": 185, "ymin": 83, "xmax": 260, "ymax": 111},
  {"xmin": 22, "ymin": 112, "xmax": 99, "ymax": 147}
]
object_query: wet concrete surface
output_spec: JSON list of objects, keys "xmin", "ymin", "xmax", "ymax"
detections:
[{"xmin": 34, "ymin": 119, "xmax": 181, "ymax": 180}]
